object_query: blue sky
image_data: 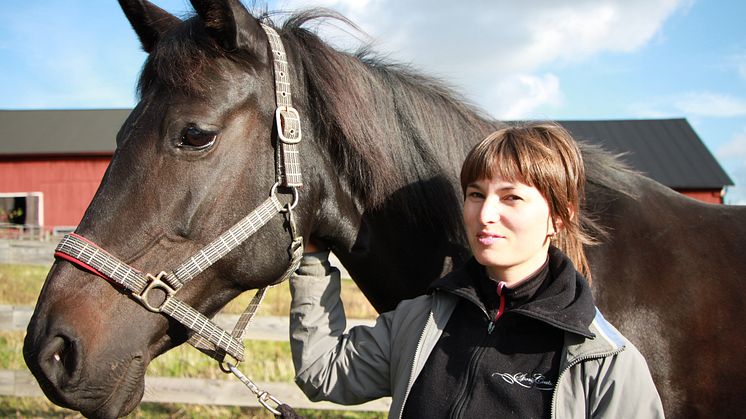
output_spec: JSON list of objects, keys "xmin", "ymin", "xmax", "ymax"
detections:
[{"xmin": 2, "ymin": 0, "xmax": 745, "ymax": 203}]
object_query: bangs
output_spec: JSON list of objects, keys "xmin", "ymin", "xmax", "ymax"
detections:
[
  {"xmin": 137, "ymin": 18, "xmax": 234, "ymax": 98},
  {"xmin": 460, "ymin": 128, "xmax": 555, "ymax": 193}
]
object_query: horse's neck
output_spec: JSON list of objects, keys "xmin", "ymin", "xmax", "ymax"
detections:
[
  {"xmin": 326, "ymin": 130, "xmax": 486, "ymax": 312},
  {"xmin": 298, "ymin": 42, "xmax": 500, "ymax": 311}
]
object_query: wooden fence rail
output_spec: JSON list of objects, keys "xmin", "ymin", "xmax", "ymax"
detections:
[
  {"xmin": 1, "ymin": 306, "xmax": 387, "ymax": 412},
  {"xmin": 0, "ymin": 305, "xmax": 375, "ymax": 339},
  {"xmin": 0, "ymin": 369, "xmax": 391, "ymax": 412}
]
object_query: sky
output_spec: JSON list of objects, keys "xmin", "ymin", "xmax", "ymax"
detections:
[{"xmin": 1, "ymin": 0, "xmax": 745, "ymax": 204}]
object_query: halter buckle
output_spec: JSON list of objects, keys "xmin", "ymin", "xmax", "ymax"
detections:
[
  {"xmin": 275, "ymin": 106, "xmax": 302, "ymax": 144},
  {"xmin": 133, "ymin": 271, "xmax": 176, "ymax": 312}
]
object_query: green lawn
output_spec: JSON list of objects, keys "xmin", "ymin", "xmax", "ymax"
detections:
[
  {"xmin": 0, "ymin": 264, "xmax": 378, "ymax": 319},
  {"xmin": 0, "ymin": 264, "xmax": 50, "ymax": 306},
  {"xmin": 0, "ymin": 397, "xmax": 385, "ymax": 418},
  {"xmin": 1, "ymin": 263, "xmax": 383, "ymax": 418}
]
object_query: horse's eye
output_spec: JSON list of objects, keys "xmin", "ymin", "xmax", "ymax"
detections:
[{"xmin": 179, "ymin": 126, "xmax": 217, "ymax": 150}]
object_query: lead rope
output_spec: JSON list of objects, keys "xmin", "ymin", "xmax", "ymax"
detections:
[
  {"xmin": 219, "ymin": 23, "xmax": 305, "ymax": 418},
  {"xmin": 221, "ymin": 209, "xmax": 304, "ymax": 417}
]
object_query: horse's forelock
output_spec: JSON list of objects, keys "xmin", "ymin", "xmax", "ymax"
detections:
[
  {"xmin": 279, "ymin": 10, "xmax": 497, "ymax": 210},
  {"xmin": 136, "ymin": 17, "xmax": 245, "ymax": 98}
]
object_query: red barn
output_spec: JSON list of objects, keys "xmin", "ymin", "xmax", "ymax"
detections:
[
  {"xmin": 0, "ymin": 109, "xmax": 734, "ymax": 236},
  {"xmin": 0, "ymin": 109, "xmax": 128, "ymax": 237}
]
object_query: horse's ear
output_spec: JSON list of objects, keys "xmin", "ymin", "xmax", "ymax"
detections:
[
  {"xmin": 118, "ymin": 0, "xmax": 181, "ymax": 53},
  {"xmin": 190, "ymin": 0, "xmax": 266, "ymax": 59}
]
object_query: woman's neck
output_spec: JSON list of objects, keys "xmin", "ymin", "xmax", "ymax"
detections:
[{"xmin": 487, "ymin": 252, "xmax": 550, "ymax": 288}]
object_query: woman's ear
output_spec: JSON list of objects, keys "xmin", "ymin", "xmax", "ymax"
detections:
[
  {"xmin": 551, "ymin": 210, "xmax": 571, "ymax": 234},
  {"xmin": 561, "ymin": 205, "xmax": 578, "ymax": 228}
]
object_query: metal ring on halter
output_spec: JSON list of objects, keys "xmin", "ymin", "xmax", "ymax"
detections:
[
  {"xmin": 270, "ymin": 182, "xmax": 299, "ymax": 212},
  {"xmin": 218, "ymin": 353, "xmax": 241, "ymax": 374}
]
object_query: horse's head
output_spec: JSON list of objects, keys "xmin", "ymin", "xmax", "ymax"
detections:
[{"xmin": 22, "ymin": 1, "xmax": 332, "ymax": 416}]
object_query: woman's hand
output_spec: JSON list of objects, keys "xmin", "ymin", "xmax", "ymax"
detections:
[{"xmin": 304, "ymin": 237, "xmax": 324, "ymax": 253}]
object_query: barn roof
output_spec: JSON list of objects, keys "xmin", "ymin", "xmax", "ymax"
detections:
[
  {"xmin": 0, "ymin": 109, "xmax": 128, "ymax": 155},
  {"xmin": 0, "ymin": 109, "xmax": 733, "ymax": 189},
  {"xmin": 559, "ymin": 119, "xmax": 733, "ymax": 189}
]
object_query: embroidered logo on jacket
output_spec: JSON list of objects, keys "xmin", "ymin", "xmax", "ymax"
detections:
[{"xmin": 491, "ymin": 372, "xmax": 554, "ymax": 391}]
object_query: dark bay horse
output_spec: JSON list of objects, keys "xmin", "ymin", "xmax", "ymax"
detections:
[{"xmin": 23, "ymin": 1, "xmax": 746, "ymax": 417}]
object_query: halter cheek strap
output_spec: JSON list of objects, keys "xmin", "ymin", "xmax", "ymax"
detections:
[
  {"xmin": 55, "ymin": 23, "xmax": 306, "ymax": 416},
  {"xmin": 54, "ymin": 24, "xmax": 305, "ymax": 366}
]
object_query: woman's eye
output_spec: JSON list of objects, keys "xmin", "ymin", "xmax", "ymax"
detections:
[
  {"xmin": 179, "ymin": 126, "xmax": 217, "ymax": 149},
  {"xmin": 505, "ymin": 195, "xmax": 523, "ymax": 201},
  {"xmin": 467, "ymin": 191, "xmax": 484, "ymax": 199}
]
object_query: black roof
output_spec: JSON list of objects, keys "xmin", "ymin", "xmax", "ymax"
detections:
[
  {"xmin": 560, "ymin": 119, "xmax": 733, "ymax": 189},
  {"xmin": 0, "ymin": 109, "xmax": 128, "ymax": 155},
  {"xmin": 0, "ymin": 109, "xmax": 732, "ymax": 189}
]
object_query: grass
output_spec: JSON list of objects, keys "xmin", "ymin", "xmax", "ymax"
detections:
[
  {"xmin": 0, "ymin": 397, "xmax": 385, "ymax": 418},
  {"xmin": 0, "ymin": 332, "xmax": 25, "ymax": 370},
  {"xmin": 0, "ymin": 264, "xmax": 50, "ymax": 306},
  {"xmin": 1, "ymin": 332, "xmax": 385, "ymax": 418},
  {"xmin": 0, "ymin": 264, "xmax": 379, "ymax": 319},
  {"xmin": 1, "ymin": 263, "xmax": 383, "ymax": 417},
  {"xmin": 1, "ymin": 331, "xmax": 294, "ymax": 382},
  {"xmin": 148, "ymin": 340, "xmax": 295, "ymax": 382}
]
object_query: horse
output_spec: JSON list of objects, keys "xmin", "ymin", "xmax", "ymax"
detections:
[{"xmin": 22, "ymin": 1, "xmax": 746, "ymax": 418}]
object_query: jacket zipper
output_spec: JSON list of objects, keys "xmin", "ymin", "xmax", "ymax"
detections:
[
  {"xmin": 487, "ymin": 281, "xmax": 506, "ymax": 334},
  {"xmin": 449, "ymin": 341, "xmax": 489, "ymax": 418},
  {"xmin": 450, "ymin": 303, "xmax": 497, "ymax": 418},
  {"xmin": 398, "ymin": 310, "xmax": 435, "ymax": 419},
  {"xmin": 549, "ymin": 347, "xmax": 625, "ymax": 419},
  {"xmin": 415, "ymin": 284, "xmax": 505, "ymax": 417}
]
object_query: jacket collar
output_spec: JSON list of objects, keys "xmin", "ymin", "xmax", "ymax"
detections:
[
  {"xmin": 564, "ymin": 308, "xmax": 626, "ymax": 366},
  {"xmin": 430, "ymin": 246, "xmax": 596, "ymax": 339}
]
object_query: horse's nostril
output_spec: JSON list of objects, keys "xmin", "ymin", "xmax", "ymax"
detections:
[{"xmin": 40, "ymin": 335, "xmax": 80, "ymax": 388}]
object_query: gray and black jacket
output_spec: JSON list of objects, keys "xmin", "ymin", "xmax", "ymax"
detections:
[{"xmin": 289, "ymin": 250, "xmax": 664, "ymax": 418}]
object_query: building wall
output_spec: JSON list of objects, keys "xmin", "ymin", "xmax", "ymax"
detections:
[
  {"xmin": 0, "ymin": 156, "xmax": 728, "ymax": 233},
  {"xmin": 678, "ymin": 189, "xmax": 724, "ymax": 204},
  {"xmin": 0, "ymin": 156, "xmax": 110, "ymax": 230}
]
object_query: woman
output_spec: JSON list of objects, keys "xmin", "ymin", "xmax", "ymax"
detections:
[{"xmin": 289, "ymin": 123, "xmax": 664, "ymax": 418}]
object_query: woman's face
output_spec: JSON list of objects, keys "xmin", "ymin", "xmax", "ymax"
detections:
[{"xmin": 463, "ymin": 176, "xmax": 556, "ymax": 284}]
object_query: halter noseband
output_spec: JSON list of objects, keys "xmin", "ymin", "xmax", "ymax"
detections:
[{"xmin": 54, "ymin": 23, "xmax": 303, "ymax": 378}]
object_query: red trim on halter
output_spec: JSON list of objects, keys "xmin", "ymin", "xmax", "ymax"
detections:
[
  {"xmin": 53, "ymin": 233, "xmax": 139, "ymax": 286},
  {"xmin": 54, "ymin": 251, "xmax": 113, "ymax": 282}
]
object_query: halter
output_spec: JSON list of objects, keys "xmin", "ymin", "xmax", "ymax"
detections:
[{"xmin": 54, "ymin": 23, "xmax": 303, "ymax": 415}]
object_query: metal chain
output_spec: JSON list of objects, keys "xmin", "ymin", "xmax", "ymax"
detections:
[{"xmin": 227, "ymin": 363, "xmax": 284, "ymax": 416}]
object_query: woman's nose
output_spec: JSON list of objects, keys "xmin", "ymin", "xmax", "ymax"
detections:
[{"xmin": 479, "ymin": 198, "xmax": 500, "ymax": 224}]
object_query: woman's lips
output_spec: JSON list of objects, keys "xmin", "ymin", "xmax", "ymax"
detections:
[{"xmin": 476, "ymin": 231, "xmax": 504, "ymax": 245}]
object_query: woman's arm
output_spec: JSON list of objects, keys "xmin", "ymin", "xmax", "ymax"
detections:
[
  {"xmin": 289, "ymin": 251, "xmax": 394, "ymax": 405},
  {"xmin": 590, "ymin": 344, "xmax": 665, "ymax": 418}
]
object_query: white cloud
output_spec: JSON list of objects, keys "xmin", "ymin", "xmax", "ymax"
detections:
[
  {"xmin": 726, "ymin": 52, "xmax": 746, "ymax": 82},
  {"xmin": 717, "ymin": 128, "xmax": 746, "ymax": 160},
  {"xmin": 484, "ymin": 73, "xmax": 563, "ymax": 119},
  {"xmin": 275, "ymin": 0, "xmax": 685, "ymax": 117},
  {"xmin": 673, "ymin": 92, "xmax": 746, "ymax": 118},
  {"xmin": 630, "ymin": 91, "xmax": 746, "ymax": 119},
  {"xmin": 724, "ymin": 165, "xmax": 746, "ymax": 205},
  {"xmin": 2, "ymin": 2, "xmax": 143, "ymax": 109},
  {"xmin": 716, "ymin": 129, "xmax": 746, "ymax": 205}
]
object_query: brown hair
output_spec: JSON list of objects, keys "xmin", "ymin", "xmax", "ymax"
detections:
[{"xmin": 460, "ymin": 122, "xmax": 597, "ymax": 281}]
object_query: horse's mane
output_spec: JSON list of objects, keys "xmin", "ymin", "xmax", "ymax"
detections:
[
  {"xmin": 277, "ymin": 10, "xmax": 500, "ymax": 211},
  {"xmin": 136, "ymin": 8, "xmax": 637, "ymax": 240}
]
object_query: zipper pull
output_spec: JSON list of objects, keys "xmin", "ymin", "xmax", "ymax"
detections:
[{"xmin": 487, "ymin": 321, "xmax": 495, "ymax": 334}]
